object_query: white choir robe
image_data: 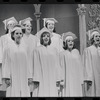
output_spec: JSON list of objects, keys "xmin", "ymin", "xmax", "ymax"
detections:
[
  {"xmin": 60, "ymin": 49, "xmax": 83, "ymax": 97},
  {"xmin": 0, "ymin": 33, "xmax": 13, "ymax": 91},
  {"xmin": 22, "ymin": 34, "xmax": 38, "ymax": 94},
  {"xmin": 83, "ymin": 45, "xmax": 100, "ymax": 96},
  {"xmin": 50, "ymin": 32, "xmax": 64, "ymax": 53},
  {"xmin": 33, "ymin": 45, "xmax": 62, "ymax": 97},
  {"xmin": 2, "ymin": 39, "xmax": 30, "ymax": 97},
  {"xmin": 0, "ymin": 38, "xmax": 2, "ymax": 85}
]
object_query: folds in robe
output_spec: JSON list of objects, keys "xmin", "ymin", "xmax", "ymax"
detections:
[
  {"xmin": 0, "ymin": 34, "xmax": 13, "ymax": 90},
  {"xmin": 60, "ymin": 49, "xmax": 83, "ymax": 97},
  {"xmin": 2, "ymin": 39, "xmax": 30, "ymax": 97},
  {"xmin": 33, "ymin": 45, "xmax": 62, "ymax": 97},
  {"xmin": 83, "ymin": 45, "xmax": 100, "ymax": 96},
  {"xmin": 50, "ymin": 32, "xmax": 64, "ymax": 53}
]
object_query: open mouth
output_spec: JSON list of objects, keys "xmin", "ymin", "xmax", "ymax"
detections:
[{"xmin": 96, "ymin": 39, "xmax": 100, "ymax": 42}]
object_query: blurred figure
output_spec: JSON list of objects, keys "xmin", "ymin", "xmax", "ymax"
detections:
[
  {"xmin": 83, "ymin": 28, "xmax": 100, "ymax": 96},
  {"xmin": 60, "ymin": 32, "xmax": 83, "ymax": 97},
  {"xmin": 33, "ymin": 28, "xmax": 62, "ymax": 97},
  {"xmin": 2, "ymin": 25, "xmax": 31, "ymax": 97},
  {"xmin": 19, "ymin": 17, "xmax": 38, "ymax": 96},
  {"xmin": 0, "ymin": 17, "xmax": 18, "ymax": 93}
]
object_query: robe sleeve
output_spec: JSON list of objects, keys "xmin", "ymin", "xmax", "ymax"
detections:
[
  {"xmin": 82, "ymin": 48, "xmax": 93, "ymax": 82},
  {"xmin": 0, "ymin": 37, "xmax": 3, "ymax": 63},
  {"xmin": 76, "ymin": 49, "xmax": 84, "ymax": 84},
  {"xmin": 33, "ymin": 49, "xmax": 42, "ymax": 82},
  {"xmin": 0, "ymin": 38, "xmax": 3, "ymax": 84},
  {"xmin": 55, "ymin": 50, "xmax": 63, "ymax": 82},
  {"xmin": 59, "ymin": 52, "xmax": 65, "ymax": 82},
  {"xmin": 2, "ymin": 47, "xmax": 11, "ymax": 79},
  {"xmin": 59, "ymin": 37, "xmax": 64, "ymax": 52}
]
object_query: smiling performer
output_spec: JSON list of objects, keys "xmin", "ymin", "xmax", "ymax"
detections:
[
  {"xmin": 19, "ymin": 18, "xmax": 38, "ymax": 95},
  {"xmin": 83, "ymin": 28, "xmax": 100, "ymax": 96},
  {"xmin": 36, "ymin": 18, "xmax": 64, "ymax": 53},
  {"xmin": 33, "ymin": 28, "xmax": 62, "ymax": 97},
  {"xmin": 2, "ymin": 25, "xmax": 30, "ymax": 97},
  {"xmin": 60, "ymin": 32, "xmax": 83, "ymax": 97},
  {"xmin": 0, "ymin": 17, "xmax": 18, "ymax": 92}
]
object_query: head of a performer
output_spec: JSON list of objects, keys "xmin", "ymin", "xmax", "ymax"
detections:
[
  {"xmin": 90, "ymin": 30, "xmax": 100, "ymax": 47},
  {"xmin": 3, "ymin": 17, "xmax": 18, "ymax": 34},
  {"xmin": 63, "ymin": 32, "xmax": 77, "ymax": 51},
  {"xmin": 11, "ymin": 25, "xmax": 23, "ymax": 45},
  {"xmin": 43, "ymin": 18, "xmax": 58, "ymax": 33},
  {"xmin": 19, "ymin": 17, "xmax": 33, "ymax": 34},
  {"xmin": 40, "ymin": 29, "xmax": 52, "ymax": 47}
]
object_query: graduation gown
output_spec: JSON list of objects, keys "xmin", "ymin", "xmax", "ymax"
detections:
[
  {"xmin": 2, "ymin": 39, "xmax": 30, "ymax": 97},
  {"xmin": 60, "ymin": 49, "xmax": 83, "ymax": 97},
  {"xmin": 33, "ymin": 45, "xmax": 62, "ymax": 97},
  {"xmin": 50, "ymin": 32, "xmax": 64, "ymax": 53},
  {"xmin": 83, "ymin": 45, "xmax": 100, "ymax": 96},
  {"xmin": 0, "ymin": 33, "xmax": 13, "ymax": 90},
  {"xmin": 23, "ymin": 34, "xmax": 38, "ymax": 78}
]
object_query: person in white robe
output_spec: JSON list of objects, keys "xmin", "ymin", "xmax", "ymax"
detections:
[
  {"xmin": 2, "ymin": 25, "xmax": 31, "ymax": 97},
  {"xmin": 60, "ymin": 32, "xmax": 83, "ymax": 97},
  {"xmin": 19, "ymin": 17, "xmax": 38, "ymax": 95},
  {"xmin": 0, "ymin": 17, "xmax": 18, "ymax": 92},
  {"xmin": 33, "ymin": 28, "xmax": 62, "ymax": 97},
  {"xmin": 83, "ymin": 28, "xmax": 100, "ymax": 96},
  {"xmin": 36, "ymin": 18, "xmax": 64, "ymax": 53}
]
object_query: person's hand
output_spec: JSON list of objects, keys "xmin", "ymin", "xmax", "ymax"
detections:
[
  {"xmin": 5, "ymin": 79, "xmax": 11, "ymax": 88},
  {"xmin": 56, "ymin": 81, "xmax": 60, "ymax": 87},
  {"xmin": 33, "ymin": 81, "xmax": 39, "ymax": 90},
  {"xmin": 28, "ymin": 78, "xmax": 33, "ymax": 85},
  {"xmin": 87, "ymin": 81, "xmax": 92, "ymax": 90},
  {"xmin": 60, "ymin": 80, "xmax": 64, "ymax": 91},
  {"xmin": 84, "ymin": 80, "xmax": 92, "ymax": 91}
]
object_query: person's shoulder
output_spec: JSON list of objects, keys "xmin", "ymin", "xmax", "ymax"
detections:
[
  {"xmin": 73, "ymin": 49, "xmax": 79, "ymax": 52},
  {"xmin": 34, "ymin": 45, "xmax": 43, "ymax": 51},
  {"xmin": 30, "ymin": 34, "xmax": 38, "ymax": 40},
  {"xmin": 0, "ymin": 34, "xmax": 7, "ymax": 39},
  {"xmin": 52, "ymin": 32, "xmax": 61, "ymax": 38},
  {"xmin": 84, "ymin": 46, "xmax": 93, "ymax": 51}
]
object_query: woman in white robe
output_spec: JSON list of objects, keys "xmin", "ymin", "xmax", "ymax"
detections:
[
  {"xmin": 33, "ymin": 28, "xmax": 62, "ymax": 97},
  {"xmin": 19, "ymin": 17, "xmax": 38, "ymax": 95},
  {"xmin": 0, "ymin": 17, "xmax": 18, "ymax": 92},
  {"xmin": 60, "ymin": 32, "xmax": 83, "ymax": 97},
  {"xmin": 83, "ymin": 29, "xmax": 100, "ymax": 96},
  {"xmin": 36, "ymin": 18, "xmax": 64, "ymax": 53},
  {"xmin": 2, "ymin": 25, "xmax": 30, "ymax": 97}
]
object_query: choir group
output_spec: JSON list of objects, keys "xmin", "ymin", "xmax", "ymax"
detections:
[{"xmin": 0, "ymin": 16, "xmax": 100, "ymax": 97}]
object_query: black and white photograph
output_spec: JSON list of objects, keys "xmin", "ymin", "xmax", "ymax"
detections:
[{"xmin": 0, "ymin": 4, "xmax": 100, "ymax": 97}]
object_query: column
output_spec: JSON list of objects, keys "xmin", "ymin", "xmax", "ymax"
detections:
[
  {"xmin": 33, "ymin": 4, "xmax": 41, "ymax": 32},
  {"xmin": 77, "ymin": 4, "xmax": 87, "ymax": 55}
]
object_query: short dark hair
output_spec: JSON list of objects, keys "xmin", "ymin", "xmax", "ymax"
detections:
[
  {"xmin": 63, "ymin": 40, "xmax": 76, "ymax": 50},
  {"xmin": 11, "ymin": 25, "xmax": 23, "ymax": 41},
  {"xmin": 40, "ymin": 32, "xmax": 51, "ymax": 46},
  {"xmin": 45, "ymin": 23, "xmax": 56, "ymax": 33}
]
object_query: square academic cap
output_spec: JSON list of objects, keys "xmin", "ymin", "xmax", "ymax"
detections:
[
  {"xmin": 3, "ymin": 17, "xmax": 18, "ymax": 30},
  {"xmin": 19, "ymin": 17, "xmax": 33, "ymax": 25},
  {"xmin": 37, "ymin": 27, "xmax": 53, "ymax": 39},
  {"xmin": 62, "ymin": 32, "xmax": 77, "ymax": 42},
  {"xmin": 43, "ymin": 18, "xmax": 58, "ymax": 27}
]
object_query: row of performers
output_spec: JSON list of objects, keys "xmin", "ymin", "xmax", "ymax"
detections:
[{"xmin": 0, "ymin": 17, "xmax": 100, "ymax": 97}]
